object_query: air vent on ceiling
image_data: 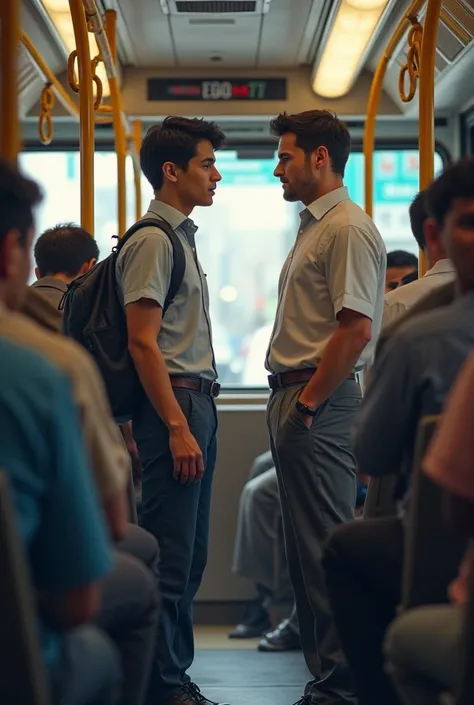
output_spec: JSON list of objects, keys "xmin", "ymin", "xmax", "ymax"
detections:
[
  {"xmin": 160, "ymin": 0, "xmax": 271, "ymax": 14},
  {"xmin": 391, "ymin": 0, "xmax": 474, "ymax": 84}
]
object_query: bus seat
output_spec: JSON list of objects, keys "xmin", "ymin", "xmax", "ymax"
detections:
[
  {"xmin": 363, "ymin": 475, "xmax": 398, "ymax": 519},
  {"xmin": 401, "ymin": 416, "xmax": 467, "ymax": 611},
  {"xmin": 0, "ymin": 471, "xmax": 52, "ymax": 705},
  {"xmin": 453, "ymin": 568, "xmax": 474, "ymax": 705}
]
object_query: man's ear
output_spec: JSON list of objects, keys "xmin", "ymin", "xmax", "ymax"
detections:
[
  {"xmin": 0, "ymin": 230, "xmax": 21, "ymax": 280},
  {"xmin": 423, "ymin": 217, "xmax": 440, "ymax": 248}
]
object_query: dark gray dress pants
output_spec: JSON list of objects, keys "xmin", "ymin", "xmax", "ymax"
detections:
[{"xmin": 267, "ymin": 380, "xmax": 360, "ymax": 705}]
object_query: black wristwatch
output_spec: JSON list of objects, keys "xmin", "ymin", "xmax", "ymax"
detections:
[{"xmin": 295, "ymin": 400, "xmax": 317, "ymax": 417}]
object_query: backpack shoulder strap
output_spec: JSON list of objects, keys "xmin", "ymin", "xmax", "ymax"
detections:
[{"xmin": 116, "ymin": 217, "xmax": 186, "ymax": 315}]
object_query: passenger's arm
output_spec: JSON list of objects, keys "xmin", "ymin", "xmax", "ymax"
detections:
[
  {"xmin": 299, "ymin": 224, "xmax": 383, "ymax": 413},
  {"xmin": 37, "ymin": 583, "xmax": 102, "ymax": 631},
  {"xmin": 126, "ymin": 299, "xmax": 203, "ymax": 484},
  {"xmin": 352, "ymin": 334, "xmax": 419, "ymax": 477},
  {"xmin": 423, "ymin": 353, "xmax": 474, "ymax": 534},
  {"xmin": 299, "ymin": 309, "xmax": 371, "ymax": 415},
  {"xmin": 446, "ymin": 493, "xmax": 474, "ymax": 537},
  {"xmin": 73, "ymin": 347, "xmax": 131, "ymax": 541},
  {"xmin": 35, "ymin": 374, "xmax": 112, "ymax": 632}
]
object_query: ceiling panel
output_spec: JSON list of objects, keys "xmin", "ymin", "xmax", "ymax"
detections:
[
  {"xmin": 258, "ymin": 0, "xmax": 321, "ymax": 66},
  {"xmin": 20, "ymin": 0, "xmax": 67, "ymax": 116},
  {"xmin": 116, "ymin": 0, "xmax": 176, "ymax": 66},
  {"xmin": 170, "ymin": 14, "xmax": 262, "ymax": 65}
]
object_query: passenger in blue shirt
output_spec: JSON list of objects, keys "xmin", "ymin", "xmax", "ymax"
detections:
[{"xmin": 0, "ymin": 159, "xmax": 120, "ymax": 705}]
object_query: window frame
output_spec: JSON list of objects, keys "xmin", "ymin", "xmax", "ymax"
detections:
[{"xmin": 20, "ymin": 139, "xmax": 451, "ymax": 394}]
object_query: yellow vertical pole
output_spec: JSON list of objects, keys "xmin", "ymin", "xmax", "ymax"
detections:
[
  {"xmin": 364, "ymin": 57, "xmax": 388, "ymax": 219},
  {"xmin": 132, "ymin": 120, "xmax": 142, "ymax": 221},
  {"xmin": 0, "ymin": 0, "xmax": 20, "ymax": 164},
  {"xmin": 363, "ymin": 0, "xmax": 425, "ymax": 219},
  {"xmin": 105, "ymin": 9, "xmax": 127, "ymax": 236},
  {"xmin": 69, "ymin": 0, "xmax": 95, "ymax": 233},
  {"xmin": 418, "ymin": 0, "xmax": 442, "ymax": 276}
]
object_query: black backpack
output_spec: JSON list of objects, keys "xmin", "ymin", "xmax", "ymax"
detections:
[{"xmin": 61, "ymin": 217, "xmax": 186, "ymax": 421}]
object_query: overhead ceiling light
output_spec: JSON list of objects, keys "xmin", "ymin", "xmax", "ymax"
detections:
[
  {"xmin": 312, "ymin": 0, "xmax": 389, "ymax": 99},
  {"xmin": 40, "ymin": 0, "xmax": 110, "ymax": 98}
]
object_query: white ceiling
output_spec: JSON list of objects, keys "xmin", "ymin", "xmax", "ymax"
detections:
[{"xmin": 114, "ymin": 0, "xmax": 326, "ymax": 68}]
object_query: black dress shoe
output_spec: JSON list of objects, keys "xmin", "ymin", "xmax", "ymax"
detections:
[
  {"xmin": 257, "ymin": 617, "xmax": 301, "ymax": 652},
  {"xmin": 167, "ymin": 683, "xmax": 230, "ymax": 705},
  {"xmin": 228, "ymin": 601, "xmax": 271, "ymax": 639}
]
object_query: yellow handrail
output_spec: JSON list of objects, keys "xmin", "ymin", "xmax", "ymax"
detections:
[
  {"xmin": 0, "ymin": 0, "xmax": 20, "ymax": 164},
  {"xmin": 68, "ymin": 0, "xmax": 95, "ymax": 234},
  {"xmin": 81, "ymin": 0, "xmax": 140, "ymax": 236},
  {"xmin": 132, "ymin": 120, "xmax": 142, "ymax": 221},
  {"xmin": 21, "ymin": 32, "xmax": 79, "ymax": 118},
  {"xmin": 364, "ymin": 0, "xmax": 425, "ymax": 218},
  {"xmin": 418, "ymin": 0, "xmax": 442, "ymax": 276}
]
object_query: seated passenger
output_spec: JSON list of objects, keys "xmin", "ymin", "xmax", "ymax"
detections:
[
  {"xmin": 365, "ymin": 190, "xmax": 455, "ymax": 517},
  {"xmin": 0, "ymin": 160, "xmax": 160, "ymax": 705},
  {"xmin": 32, "ymin": 221, "xmax": 99, "ymax": 311},
  {"xmin": 385, "ymin": 250, "xmax": 418, "ymax": 292},
  {"xmin": 229, "ymin": 450, "xmax": 301, "ymax": 652},
  {"xmin": 385, "ymin": 350, "xmax": 474, "ymax": 705},
  {"xmin": 0, "ymin": 158, "xmax": 119, "ymax": 704},
  {"xmin": 25, "ymin": 222, "xmax": 143, "ymax": 496},
  {"xmin": 322, "ymin": 157, "xmax": 474, "ymax": 705},
  {"xmin": 382, "ymin": 190, "xmax": 455, "ymax": 328}
]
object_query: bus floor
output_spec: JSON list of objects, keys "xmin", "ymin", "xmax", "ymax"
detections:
[{"xmin": 191, "ymin": 626, "xmax": 310, "ymax": 705}]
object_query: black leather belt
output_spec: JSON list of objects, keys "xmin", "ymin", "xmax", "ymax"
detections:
[
  {"xmin": 170, "ymin": 376, "xmax": 220, "ymax": 398},
  {"xmin": 268, "ymin": 368, "xmax": 355, "ymax": 391}
]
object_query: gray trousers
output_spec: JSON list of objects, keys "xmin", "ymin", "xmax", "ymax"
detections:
[
  {"xmin": 267, "ymin": 380, "xmax": 360, "ymax": 704},
  {"xmin": 384, "ymin": 604, "xmax": 462, "ymax": 705},
  {"xmin": 232, "ymin": 463, "xmax": 292, "ymax": 601},
  {"xmin": 96, "ymin": 524, "xmax": 161, "ymax": 705}
]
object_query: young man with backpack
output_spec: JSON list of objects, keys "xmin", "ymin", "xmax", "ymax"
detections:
[{"xmin": 117, "ymin": 117, "xmax": 225, "ymax": 705}]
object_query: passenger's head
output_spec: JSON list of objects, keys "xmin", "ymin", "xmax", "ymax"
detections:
[
  {"xmin": 34, "ymin": 223, "xmax": 99, "ymax": 283},
  {"xmin": 385, "ymin": 250, "xmax": 418, "ymax": 292},
  {"xmin": 409, "ymin": 189, "xmax": 446, "ymax": 269},
  {"xmin": 0, "ymin": 159, "xmax": 42, "ymax": 310},
  {"xmin": 140, "ymin": 117, "xmax": 225, "ymax": 214},
  {"xmin": 426, "ymin": 158, "xmax": 474, "ymax": 293},
  {"xmin": 270, "ymin": 110, "xmax": 351, "ymax": 205},
  {"xmin": 399, "ymin": 269, "xmax": 419, "ymax": 287}
]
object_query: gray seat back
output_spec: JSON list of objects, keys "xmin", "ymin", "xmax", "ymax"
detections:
[{"xmin": 402, "ymin": 416, "xmax": 467, "ymax": 610}]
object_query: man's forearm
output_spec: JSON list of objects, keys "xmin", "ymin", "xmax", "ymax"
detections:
[
  {"xmin": 300, "ymin": 328, "xmax": 368, "ymax": 409},
  {"xmin": 130, "ymin": 342, "xmax": 188, "ymax": 429}
]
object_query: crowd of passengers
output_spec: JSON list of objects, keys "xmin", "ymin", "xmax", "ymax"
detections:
[{"xmin": 0, "ymin": 109, "xmax": 474, "ymax": 705}]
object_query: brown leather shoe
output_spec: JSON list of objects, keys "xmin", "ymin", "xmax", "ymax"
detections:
[{"xmin": 167, "ymin": 683, "xmax": 230, "ymax": 705}]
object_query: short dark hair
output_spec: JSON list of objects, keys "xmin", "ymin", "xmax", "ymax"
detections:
[
  {"xmin": 426, "ymin": 157, "xmax": 474, "ymax": 226},
  {"xmin": 386, "ymin": 250, "xmax": 418, "ymax": 269},
  {"xmin": 0, "ymin": 159, "xmax": 42, "ymax": 247},
  {"xmin": 399, "ymin": 269, "xmax": 419, "ymax": 286},
  {"xmin": 34, "ymin": 223, "xmax": 99, "ymax": 278},
  {"xmin": 140, "ymin": 117, "xmax": 226, "ymax": 191},
  {"xmin": 269, "ymin": 110, "xmax": 351, "ymax": 176},
  {"xmin": 408, "ymin": 191, "xmax": 428, "ymax": 250}
]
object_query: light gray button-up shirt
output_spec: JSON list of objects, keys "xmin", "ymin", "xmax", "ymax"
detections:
[
  {"xmin": 382, "ymin": 258, "xmax": 456, "ymax": 329},
  {"xmin": 116, "ymin": 199, "xmax": 217, "ymax": 381},
  {"xmin": 266, "ymin": 186, "xmax": 386, "ymax": 374}
]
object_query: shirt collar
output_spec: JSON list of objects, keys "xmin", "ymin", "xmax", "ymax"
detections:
[
  {"xmin": 147, "ymin": 199, "xmax": 197, "ymax": 236},
  {"xmin": 303, "ymin": 186, "xmax": 349, "ymax": 224},
  {"xmin": 425, "ymin": 258, "xmax": 455, "ymax": 277},
  {"xmin": 31, "ymin": 276, "xmax": 68, "ymax": 292}
]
